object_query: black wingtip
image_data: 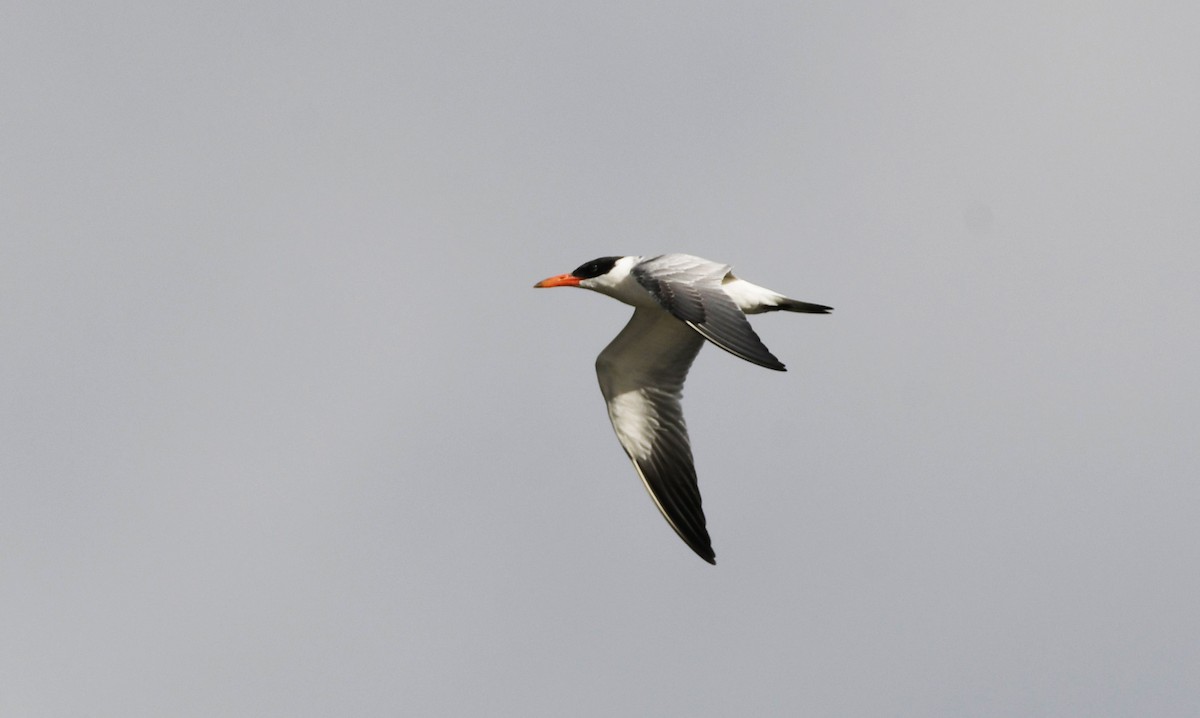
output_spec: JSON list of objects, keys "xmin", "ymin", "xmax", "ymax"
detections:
[
  {"xmin": 680, "ymin": 525, "xmax": 716, "ymax": 564},
  {"xmin": 684, "ymin": 320, "xmax": 789, "ymax": 372},
  {"xmin": 762, "ymin": 357, "xmax": 788, "ymax": 372}
]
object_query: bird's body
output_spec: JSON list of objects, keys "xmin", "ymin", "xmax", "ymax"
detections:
[{"xmin": 534, "ymin": 254, "xmax": 831, "ymax": 564}]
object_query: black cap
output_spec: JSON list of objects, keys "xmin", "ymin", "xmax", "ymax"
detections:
[{"xmin": 571, "ymin": 256, "xmax": 622, "ymax": 280}]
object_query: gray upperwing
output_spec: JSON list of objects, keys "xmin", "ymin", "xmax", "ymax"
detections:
[
  {"xmin": 595, "ymin": 307, "xmax": 715, "ymax": 564},
  {"xmin": 632, "ymin": 254, "xmax": 787, "ymax": 371}
]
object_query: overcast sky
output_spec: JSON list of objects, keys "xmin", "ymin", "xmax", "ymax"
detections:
[{"xmin": 4, "ymin": 2, "xmax": 1199, "ymax": 716}]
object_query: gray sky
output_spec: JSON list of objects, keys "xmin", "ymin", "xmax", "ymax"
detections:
[{"xmin": 4, "ymin": 2, "xmax": 1199, "ymax": 716}]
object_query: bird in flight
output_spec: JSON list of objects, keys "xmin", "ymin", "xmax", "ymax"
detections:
[{"xmin": 534, "ymin": 254, "xmax": 831, "ymax": 564}]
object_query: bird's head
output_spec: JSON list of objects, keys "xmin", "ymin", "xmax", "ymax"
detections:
[{"xmin": 533, "ymin": 256, "xmax": 633, "ymax": 293}]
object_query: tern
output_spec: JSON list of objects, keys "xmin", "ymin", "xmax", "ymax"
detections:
[{"xmin": 534, "ymin": 254, "xmax": 831, "ymax": 564}]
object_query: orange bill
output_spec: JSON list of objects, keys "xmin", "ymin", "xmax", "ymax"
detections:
[{"xmin": 533, "ymin": 273, "xmax": 581, "ymax": 288}]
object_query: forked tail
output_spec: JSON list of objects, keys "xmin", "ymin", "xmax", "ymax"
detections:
[{"xmin": 773, "ymin": 298, "xmax": 833, "ymax": 314}]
